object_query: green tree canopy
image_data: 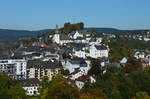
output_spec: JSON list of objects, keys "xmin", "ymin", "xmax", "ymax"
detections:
[
  {"xmin": 0, "ymin": 74, "xmax": 26, "ymax": 99},
  {"xmin": 41, "ymin": 74, "xmax": 80, "ymax": 99}
]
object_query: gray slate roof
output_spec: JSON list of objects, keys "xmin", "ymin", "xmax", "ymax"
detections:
[
  {"xmin": 27, "ymin": 60, "xmax": 60, "ymax": 69},
  {"xmin": 95, "ymin": 45, "xmax": 107, "ymax": 50},
  {"xmin": 16, "ymin": 46, "xmax": 55, "ymax": 53},
  {"xmin": 70, "ymin": 58, "xmax": 87, "ymax": 67},
  {"xmin": 22, "ymin": 78, "xmax": 40, "ymax": 87},
  {"xmin": 60, "ymin": 34, "xmax": 70, "ymax": 40}
]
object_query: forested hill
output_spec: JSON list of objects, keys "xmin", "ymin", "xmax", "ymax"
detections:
[
  {"xmin": 0, "ymin": 29, "xmax": 52, "ymax": 44},
  {"xmin": 111, "ymin": 29, "xmax": 150, "ymax": 35},
  {"xmin": 85, "ymin": 28, "xmax": 150, "ymax": 34},
  {"xmin": 0, "ymin": 27, "xmax": 150, "ymax": 44},
  {"xmin": 84, "ymin": 28, "xmax": 119, "ymax": 33}
]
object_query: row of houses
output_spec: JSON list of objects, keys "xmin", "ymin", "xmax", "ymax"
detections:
[
  {"xmin": 118, "ymin": 31, "xmax": 150, "ymax": 42},
  {"xmin": 52, "ymin": 30, "xmax": 112, "ymax": 45}
]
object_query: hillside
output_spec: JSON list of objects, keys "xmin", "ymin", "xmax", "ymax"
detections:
[
  {"xmin": 0, "ymin": 27, "xmax": 150, "ymax": 44},
  {"xmin": 84, "ymin": 27, "xmax": 119, "ymax": 33},
  {"xmin": 0, "ymin": 27, "xmax": 118, "ymax": 44},
  {"xmin": 85, "ymin": 28, "xmax": 150, "ymax": 34},
  {"xmin": 0, "ymin": 29, "xmax": 52, "ymax": 44}
]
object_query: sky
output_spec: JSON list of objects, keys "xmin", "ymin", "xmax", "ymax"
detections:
[{"xmin": 0, "ymin": 0, "xmax": 150, "ymax": 30}]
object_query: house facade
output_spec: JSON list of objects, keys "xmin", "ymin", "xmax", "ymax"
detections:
[
  {"xmin": 62, "ymin": 59, "xmax": 91, "ymax": 79},
  {"xmin": 0, "ymin": 59, "xmax": 27, "ymax": 80},
  {"xmin": 69, "ymin": 31, "xmax": 83, "ymax": 39},
  {"xmin": 75, "ymin": 75, "xmax": 96, "ymax": 89},
  {"xmin": 22, "ymin": 78, "xmax": 40, "ymax": 96},
  {"xmin": 27, "ymin": 60, "xmax": 60, "ymax": 81},
  {"xmin": 89, "ymin": 44, "xmax": 109, "ymax": 58},
  {"xmin": 134, "ymin": 51, "xmax": 145, "ymax": 59}
]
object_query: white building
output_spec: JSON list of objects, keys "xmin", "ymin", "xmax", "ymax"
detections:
[
  {"xmin": 62, "ymin": 59, "xmax": 91, "ymax": 79},
  {"xmin": 22, "ymin": 78, "xmax": 40, "ymax": 96},
  {"xmin": 89, "ymin": 38, "xmax": 102, "ymax": 45},
  {"xmin": 0, "ymin": 59, "xmax": 27, "ymax": 80},
  {"xmin": 141, "ymin": 58, "xmax": 150, "ymax": 68},
  {"xmin": 62, "ymin": 59, "xmax": 90, "ymax": 74},
  {"xmin": 73, "ymin": 44, "xmax": 109, "ymax": 59},
  {"xmin": 134, "ymin": 51, "xmax": 145, "ymax": 59},
  {"xmin": 69, "ymin": 31, "xmax": 83, "ymax": 39},
  {"xmin": 74, "ymin": 50, "xmax": 87, "ymax": 59},
  {"xmin": 89, "ymin": 34, "xmax": 103, "ymax": 45},
  {"xmin": 75, "ymin": 75, "xmax": 96, "ymax": 89},
  {"xmin": 53, "ymin": 33, "xmax": 60, "ymax": 44},
  {"xmin": 89, "ymin": 44, "xmax": 109, "ymax": 58},
  {"xmin": 52, "ymin": 33, "xmax": 73, "ymax": 45},
  {"xmin": 143, "ymin": 36, "xmax": 150, "ymax": 42},
  {"xmin": 120, "ymin": 57, "xmax": 128, "ymax": 64},
  {"xmin": 74, "ymin": 37, "xmax": 87, "ymax": 43},
  {"xmin": 143, "ymin": 31, "xmax": 150, "ymax": 41}
]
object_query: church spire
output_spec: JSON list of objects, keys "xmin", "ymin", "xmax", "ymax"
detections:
[{"xmin": 55, "ymin": 24, "xmax": 59, "ymax": 34}]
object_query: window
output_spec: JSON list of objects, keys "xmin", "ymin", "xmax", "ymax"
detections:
[
  {"xmin": 45, "ymin": 70, "xmax": 48, "ymax": 75},
  {"xmin": 34, "ymin": 91, "xmax": 37, "ymax": 95}
]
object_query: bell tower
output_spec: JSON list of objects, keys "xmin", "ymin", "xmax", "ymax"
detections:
[
  {"xmin": 53, "ymin": 24, "xmax": 60, "ymax": 44},
  {"xmin": 55, "ymin": 24, "xmax": 59, "ymax": 34}
]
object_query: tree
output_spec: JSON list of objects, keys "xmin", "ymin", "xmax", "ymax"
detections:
[
  {"xmin": 18, "ymin": 37, "xmax": 39, "ymax": 46},
  {"xmin": 60, "ymin": 67, "xmax": 70, "ymax": 76},
  {"xmin": 7, "ymin": 84, "xmax": 26, "ymax": 99},
  {"xmin": 87, "ymin": 88, "xmax": 108, "ymax": 99},
  {"xmin": 41, "ymin": 74, "xmax": 80, "ymax": 99},
  {"xmin": 131, "ymin": 92, "xmax": 150, "ymax": 99},
  {"xmin": 108, "ymin": 38, "xmax": 131, "ymax": 62},
  {"xmin": 80, "ymin": 93, "xmax": 93, "ymax": 99},
  {"xmin": 0, "ymin": 74, "xmax": 26, "ymax": 99},
  {"xmin": 39, "ymin": 76, "xmax": 50, "ymax": 96},
  {"xmin": 88, "ymin": 59, "xmax": 103, "ymax": 76},
  {"xmin": 62, "ymin": 52, "xmax": 71, "ymax": 59},
  {"xmin": 102, "ymin": 37, "xmax": 109, "ymax": 45},
  {"xmin": 124, "ymin": 58, "xmax": 142, "ymax": 73}
]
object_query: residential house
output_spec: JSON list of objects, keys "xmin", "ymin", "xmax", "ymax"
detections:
[
  {"xmin": 22, "ymin": 78, "xmax": 40, "ymax": 96},
  {"xmin": 62, "ymin": 58, "xmax": 91, "ymax": 79},
  {"xmin": 74, "ymin": 50, "xmax": 87, "ymax": 59},
  {"xmin": 89, "ymin": 44, "xmax": 109, "ymax": 58},
  {"xmin": 74, "ymin": 37, "xmax": 87, "ymax": 43},
  {"xmin": 59, "ymin": 34, "xmax": 73, "ymax": 45},
  {"xmin": 14, "ymin": 46, "xmax": 56, "ymax": 60},
  {"xmin": 146, "ymin": 54, "xmax": 150, "ymax": 59},
  {"xmin": 143, "ymin": 31, "xmax": 150, "ymax": 42},
  {"xmin": 120, "ymin": 57, "xmax": 128, "ymax": 64},
  {"xmin": 75, "ymin": 75, "xmax": 95, "ymax": 89},
  {"xmin": 53, "ymin": 33, "xmax": 73, "ymax": 45},
  {"xmin": 73, "ymin": 44, "xmax": 89, "ymax": 58},
  {"xmin": 69, "ymin": 30, "xmax": 91, "ymax": 39},
  {"xmin": 143, "ymin": 35, "xmax": 150, "ymax": 42},
  {"xmin": 141, "ymin": 58, "xmax": 150, "ymax": 68},
  {"xmin": 69, "ymin": 31, "xmax": 83, "ymax": 39},
  {"xmin": 89, "ymin": 34, "xmax": 104, "ymax": 45},
  {"xmin": 134, "ymin": 51, "xmax": 145, "ymax": 59}
]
